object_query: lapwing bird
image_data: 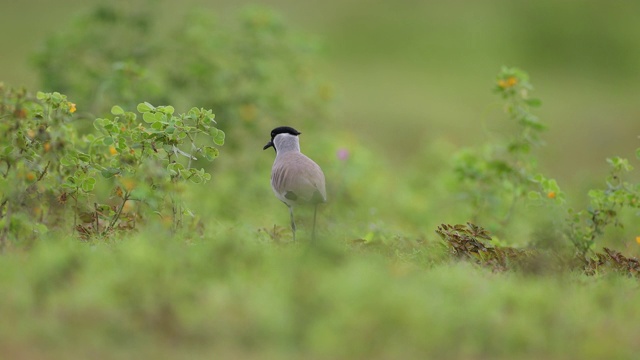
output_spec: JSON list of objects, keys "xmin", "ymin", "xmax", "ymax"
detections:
[{"xmin": 264, "ymin": 126, "xmax": 326, "ymax": 242}]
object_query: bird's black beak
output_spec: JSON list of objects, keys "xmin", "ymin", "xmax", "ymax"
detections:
[{"xmin": 263, "ymin": 140, "xmax": 274, "ymax": 150}]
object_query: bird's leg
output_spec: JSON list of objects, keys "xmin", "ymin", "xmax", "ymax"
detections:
[
  {"xmin": 312, "ymin": 204, "xmax": 318, "ymax": 243},
  {"xmin": 289, "ymin": 205, "xmax": 296, "ymax": 242}
]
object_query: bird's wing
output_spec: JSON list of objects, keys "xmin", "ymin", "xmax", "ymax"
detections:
[{"xmin": 272, "ymin": 152, "xmax": 326, "ymax": 204}]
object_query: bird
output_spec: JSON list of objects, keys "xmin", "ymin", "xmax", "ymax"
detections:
[{"xmin": 264, "ymin": 126, "xmax": 326, "ymax": 242}]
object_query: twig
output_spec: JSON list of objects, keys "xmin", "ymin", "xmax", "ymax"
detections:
[
  {"xmin": 0, "ymin": 160, "xmax": 10, "ymax": 178},
  {"xmin": 105, "ymin": 191, "xmax": 130, "ymax": 234},
  {"xmin": 37, "ymin": 161, "xmax": 51, "ymax": 182},
  {"xmin": 94, "ymin": 202, "xmax": 99, "ymax": 235},
  {"xmin": 0, "ymin": 198, "xmax": 7, "ymax": 217}
]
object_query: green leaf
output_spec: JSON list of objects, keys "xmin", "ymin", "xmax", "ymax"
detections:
[
  {"xmin": 36, "ymin": 91, "xmax": 47, "ymax": 100},
  {"xmin": 101, "ymin": 168, "xmax": 120, "ymax": 178},
  {"xmin": 82, "ymin": 177, "xmax": 96, "ymax": 192},
  {"xmin": 547, "ymin": 179, "xmax": 560, "ymax": 192},
  {"xmin": 143, "ymin": 112, "xmax": 156, "ymax": 123},
  {"xmin": 189, "ymin": 173, "xmax": 203, "ymax": 184},
  {"xmin": 60, "ymin": 155, "xmax": 75, "ymax": 167},
  {"xmin": 525, "ymin": 98, "xmax": 542, "ymax": 107},
  {"xmin": 93, "ymin": 118, "xmax": 106, "ymax": 131},
  {"xmin": 77, "ymin": 152, "xmax": 91, "ymax": 162},
  {"xmin": 203, "ymin": 146, "xmax": 219, "ymax": 161},
  {"xmin": 213, "ymin": 130, "xmax": 225, "ymax": 146},
  {"xmin": 97, "ymin": 204, "xmax": 111, "ymax": 212},
  {"xmin": 167, "ymin": 163, "xmax": 184, "ymax": 171},
  {"xmin": 137, "ymin": 102, "xmax": 154, "ymax": 113},
  {"xmin": 111, "ymin": 105, "xmax": 125, "ymax": 115},
  {"xmin": 103, "ymin": 137, "xmax": 114, "ymax": 145},
  {"xmin": 154, "ymin": 112, "xmax": 166, "ymax": 122},
  {"xmin": 163, "ymin": 105, "xmax": 175, "ymax": 115},
  {"xmin": 117, "ymin": 137, "xmax": 127, "ymax": 150},
  {"xmin": 528, "ymin": 191, "xmax": 541, "ymax": 200}
]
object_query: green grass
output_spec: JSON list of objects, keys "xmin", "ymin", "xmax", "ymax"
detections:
[{"xmin": 1, "ymin": 226, "xmax": 639, "ymax": 359}]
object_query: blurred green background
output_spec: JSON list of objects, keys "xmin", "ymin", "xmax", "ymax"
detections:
[{"xmin": 2, "ymin": 0, "xmax": 639, "ymax": 188}]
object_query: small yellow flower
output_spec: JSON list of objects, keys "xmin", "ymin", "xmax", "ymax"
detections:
[
  {"xmin": 43, "ymin": 142, "xmax": 51, "ymax": 152},
  {"xmin": 121, "ymin": 178, "xmax": 136, "ymax": 191},
  {"xmin": 636, "ymin": 236, "xmax": 640, "ymax": 245},
  {"xmin": 547, "ymin": 191, "xmax": 556, "ymax": 199},
  {"xmin": 68, "ymin": 102, "xmax": 77, "ymax": 114},
  {"xmin": 498, "ymin": 76, "xmax": 518, "ymax": 89},
  {"xmin": 109, "ymin": 146, "xmax": 118, "ymax": 156}
]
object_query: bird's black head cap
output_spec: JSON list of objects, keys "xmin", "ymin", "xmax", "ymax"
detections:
[
  {"xmin": 264, "ymin": 126, "xmax": 301, "ymax": 151},
  {"xmin": 270, "ymin": 126, "xmax": 301, "ymax": 138}
]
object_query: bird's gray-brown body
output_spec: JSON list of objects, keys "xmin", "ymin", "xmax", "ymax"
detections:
[{"xmin": 264, "ymin": 126, "xmax": 326, "ymax": 241}]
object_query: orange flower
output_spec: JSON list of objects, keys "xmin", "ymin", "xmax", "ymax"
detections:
[
  {"xmin": 109, "ymin": 146, "xmax": 118, "ymax": 156},
  {"xmin": 68, "ymin": 102, "xmax": 77, "ymax": 113},
  {"xmin": 498, "ymin": 76, "xmax": 518, "ymax": 89},
  {"xmin": 547, "ymin": 191, "xmax": 556, "ymax": 199},
  {"xmin": 44, "ymin": 142, "xmax": 51, "ymax": 152},
  {"xmin": 26, "ymin": 172, "xmax": 36, "ymax": 181}
]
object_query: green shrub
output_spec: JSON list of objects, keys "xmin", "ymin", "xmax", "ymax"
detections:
[
  {"xmin": 566, "ymin": 156, "xmax": 640, "ymax": 254},
  {"xmin": 34, "ymin": 5, "xmax": 332, "ymax": 139},
  {"xmin": 451, "ymin": 67, "xmax": 563, "ymax": 235},
  {"xmin": 0, "ymin": 85, "xmax": 78, "ymax": 247},
  {"xmin": 0, "ymin": 85, "xmax": 224, "ymax": 247}
]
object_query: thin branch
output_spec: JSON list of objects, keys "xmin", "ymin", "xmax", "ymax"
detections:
[
  {"xmin": 105, "ymin": 191, "xmax": 130, "ymax": 234},
  {"xmin": 37, "ymin": 161, "xmax": 51, "ymax": 182},
  {"xmin": 94, "ymin": 202, "xmax": 100, "ymax": 235},
  {"xmin": 0, "ymin": 198, "xmax": 7, "ymax": 217}
]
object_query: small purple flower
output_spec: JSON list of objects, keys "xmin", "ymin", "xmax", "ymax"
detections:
[{"xmin": 337, "ymin": 148, "xmax": 350, "ymax": 161}]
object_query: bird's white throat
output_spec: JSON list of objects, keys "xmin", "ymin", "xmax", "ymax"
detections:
[{"xmin": 273, "ymin": 133, "xmax": 301, "ymax": 154}]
